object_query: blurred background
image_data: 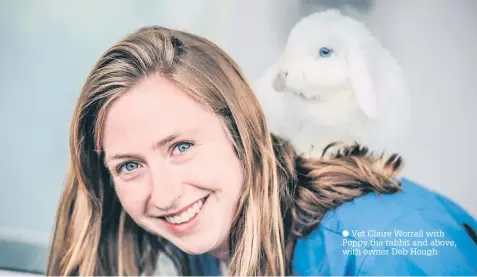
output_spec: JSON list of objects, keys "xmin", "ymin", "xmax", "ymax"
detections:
[{"xmin": 0, "ymin": 0, "xmax": 476, "ymax": 274}]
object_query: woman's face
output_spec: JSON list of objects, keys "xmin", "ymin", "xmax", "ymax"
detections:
[{"xmin": 102, "ymin": 75, "xmax": 244, "ymax": 256}]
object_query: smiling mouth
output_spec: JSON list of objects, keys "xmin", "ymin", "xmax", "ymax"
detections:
[{"xmin": 160, "ymin": 196, "xmax": 208, "ymax": 225}]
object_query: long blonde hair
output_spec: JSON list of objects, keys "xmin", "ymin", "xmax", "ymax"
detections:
[{"xmin": 47, "ymin": 26, "xmax": 403, "ymax": 276}]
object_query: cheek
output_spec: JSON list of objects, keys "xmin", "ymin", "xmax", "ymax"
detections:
[
  {"xmin": 306, "ymin": 59, "xmax": 349, "ymax": 86},
  {"xmin": 224, "ymin": 156, "xmax": 244, "ymax": 192},
  {"xmin": 213, "ymin": 153, "xmax": 244, "ymax": 196},
  {"xmin": 187, "ymin": 147, "xmax": 244, "ymax": 193},
  {"xmin": 114, "ymin": 179, "xmax": 150, "ymax": 217}
]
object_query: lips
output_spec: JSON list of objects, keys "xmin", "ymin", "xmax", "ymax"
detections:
[
  {"xmin": 293, "ymin": 90, "xmax": 319, "ymax": 101},
  {"xmin": 159, "ymin": 195, "xmax": 208, "ymax": 225},
  {"xmin": 164, "ymin": 198, "xmax": 204, "ymax": 224}
]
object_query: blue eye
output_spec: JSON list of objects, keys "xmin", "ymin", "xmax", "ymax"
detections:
[
  {"xmin": 173, "ymin": 142, "xmax": 193, "ymax": 154},
  {"xmin": 118, "ymin": 162, "xmax": 140, "ymax": 173},
  {"xmin": 319, "ymin": 47, "xmax": 333, "ymax": 58}
]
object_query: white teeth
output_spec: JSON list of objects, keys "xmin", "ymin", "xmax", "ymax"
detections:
[
  {"xmin": 165, "ymin": 198, "xmax": 205, "ymax": 224},
  {"xmin": 181, "ymin": 212, "xmax": 188, "ymax": 222},
  {"xmin": 180, "ymin": 212, "xmax": 189, "ymax": 222}
]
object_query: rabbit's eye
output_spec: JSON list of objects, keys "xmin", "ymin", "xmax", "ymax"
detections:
[{"xmin": 319, "ymin": 47, "xmax": 333, "ymax": 58}]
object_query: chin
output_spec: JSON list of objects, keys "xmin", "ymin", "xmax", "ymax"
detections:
[{"xmin": 174, "ymin": 234, "xmax": 222, "ymax": 255}]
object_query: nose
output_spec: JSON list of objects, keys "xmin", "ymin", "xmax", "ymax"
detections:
[
  {"xmin": 149, "ymin": 166, "xmax": 183, "ymax": 211},
  {"xmin": 273, "ymin": 70, "xmax": 288, "ymax": 92}
]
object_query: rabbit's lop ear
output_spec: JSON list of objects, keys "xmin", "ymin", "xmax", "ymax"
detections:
[{"xmin": 348, "ymin": 44, "xmax": 379, "ymax": 119}]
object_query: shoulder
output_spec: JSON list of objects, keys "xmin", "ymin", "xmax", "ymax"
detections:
[{"xmin": 292, "ymin": 178, "xmax": 477, "ymax": 276}]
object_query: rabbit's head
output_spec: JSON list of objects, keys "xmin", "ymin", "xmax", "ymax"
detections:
[{"xmin": 274, "ymin": 9, "xmax": 381, "ymax": 119}]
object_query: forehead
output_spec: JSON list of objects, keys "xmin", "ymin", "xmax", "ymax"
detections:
[{"xmin": 102, "ymin": 75, "xmax": 217, "ymax": 151}]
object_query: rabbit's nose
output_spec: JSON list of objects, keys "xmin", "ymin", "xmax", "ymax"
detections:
[{"xmin": 273, "ymin": 71, "xmax": 288, "ymax": 92}]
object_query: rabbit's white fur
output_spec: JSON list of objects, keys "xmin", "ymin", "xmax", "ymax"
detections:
[{"xmin": 254, "ymin": 9, "xmax": 411, "ymax": 157}]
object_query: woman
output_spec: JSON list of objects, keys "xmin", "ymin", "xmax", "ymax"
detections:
[{"xmin": 47, "ymin": 26, "xmax": 477, "ymax": 276}]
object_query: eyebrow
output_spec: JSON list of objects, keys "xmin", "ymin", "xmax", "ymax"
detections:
[
  {"xmin": 152, "ymin": 132, "xmax": 180, "ymax": 150},
  {"xmin": 104, "ymin": 132, "xmax": 181, "ymax": 165}
]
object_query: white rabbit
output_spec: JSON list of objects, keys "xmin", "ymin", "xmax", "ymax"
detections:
[{"xmin": 254, "ymin": 9, "xmax": 411, "ymax": 157}]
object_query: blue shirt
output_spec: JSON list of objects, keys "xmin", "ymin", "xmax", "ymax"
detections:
[{"xmin": 188, "ymin": 178, "xmax": 477, "ymax": 275}]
